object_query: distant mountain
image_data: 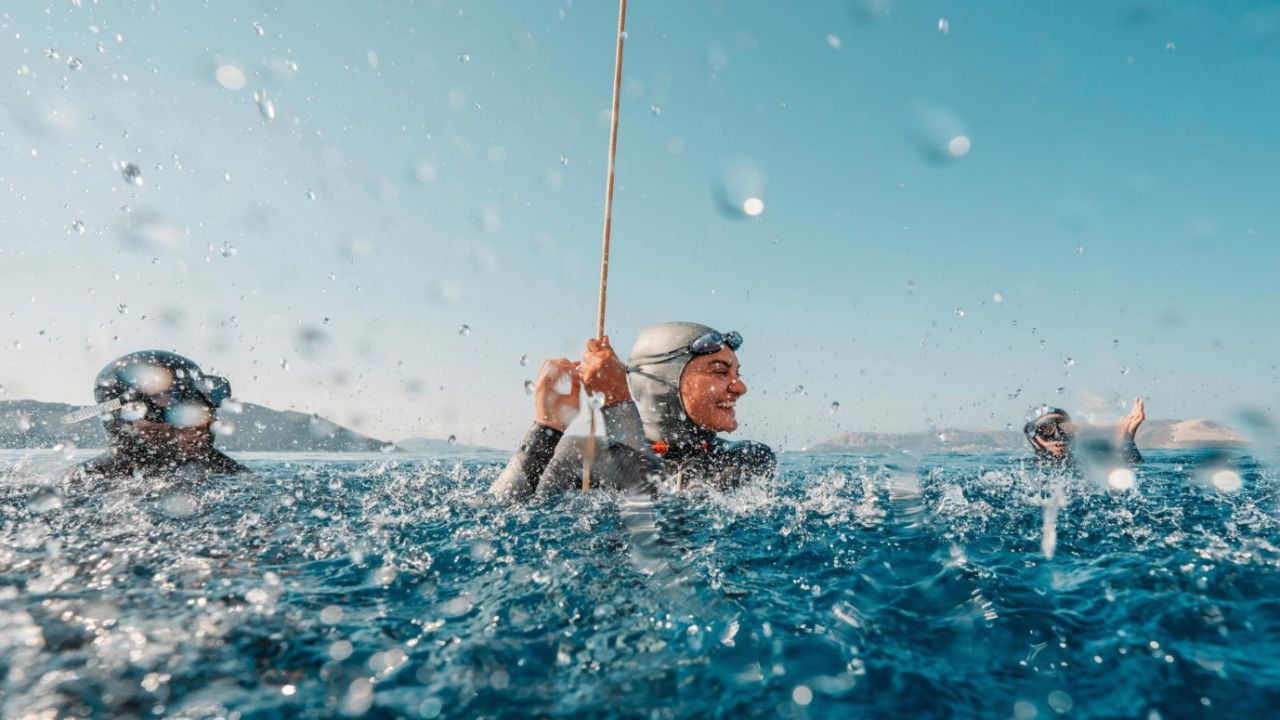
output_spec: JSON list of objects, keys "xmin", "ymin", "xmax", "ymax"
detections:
[
  {"xmin": 809, "ymin": 429, "xmax": 1023, "ymax": 454},
  {"xmin": 393, "ymin": 437, "xmax": 502, "ymax": 455},
  {"xmin": 810, "ymin": 419, "xmax": 1247, "ymax": 453},
  {"xmin": 0, "ymin": 400, "xmax": 392, "ymax": 453}
]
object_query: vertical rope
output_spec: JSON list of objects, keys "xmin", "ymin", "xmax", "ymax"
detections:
[{"xmin": 585, "ymin": 0, "xmax": 628, "ymax": 492}]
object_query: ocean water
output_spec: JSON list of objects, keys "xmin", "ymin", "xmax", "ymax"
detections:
[{"xmin": 1, "ymin": 449, "xmax": 1277, "ymax": 719}]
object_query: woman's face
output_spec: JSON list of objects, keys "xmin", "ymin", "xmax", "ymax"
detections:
[{"xmin": 679, "ymin": 347, "xmax": 748, "ymax": 433}]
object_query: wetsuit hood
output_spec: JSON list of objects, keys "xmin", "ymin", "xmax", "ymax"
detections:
[
  {"xmin": 1025, "ymin": 405, "xmax": 1071, "ymax": 463},
  {"xmin": 627, "ymin": 321, "xmax": 720, "ymax": 448}
]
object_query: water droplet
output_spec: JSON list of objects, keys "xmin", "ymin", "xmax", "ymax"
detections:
[
  {"xmin": 589, "ymin": 392, "xmax": 606, "ymax": 410},
  {"xmin": 72, "ymin": 220, "xmax": 86, "ymax": 234},
  {"xmin": 1165, "ymin": 41, "xmax": 1176, "ymax": 52},
  {"xmin": 254, "ymin": 90, "xmax": 276, "ymax": 120},
  {"xmin": 742, "ymin": 197, "xmax": 765, "ymax": 217},
  {"xmin": 45, "ymin": 48, "xmax": 60, "ymax": 60},
  {"xmin": 1210, "ymin": 470, "xmax": 1241, "ymax": 492},
  {"xmin": 993, "ymin": 292, "xmax": 1004, "ymax": 304},
  {"xmin": 458, "ymin": 52, "xmax": 471, "ymax": 63},
  {"xmin": 116, "ymin": 303, "xmax": 128, "ymax": 315},
  {"xmin": 121, "ymin": 162, "xmax": 143, "ymax": 186},
  {"xmin": 1063, "ymin": 357, "xmax": 1075, "ymax": 367},
  {"xmin": 1055, "ymin": 386, "xmax": 1065, "ymax": 395},
  {"xmin": 619, "ymin": 31, "xmax": 628, "ymax": 40},
  {"xmin": 794, "ymin": 385, "xmax": 806, "ymax": 396},
  {"xmin": 322, "ymin": 317, "xmax": 331, "ymax": 324},
  {"xmin": 947, "ymin": 135, "xmax": 971, "ymax": 157},
  {"xmin": 447, "ymin": 434, "xmax": 457, "ymax": 446},
  {"xmin": 280, "ymin": 358, "xmax": 290, "ymax": 370},
  {"xmin": 252, "ymin": 21, "xmax": 265, "ymax": 36},
  {"xmin": 523, "ymin": 380, "xmax": 535, "ymax": 395},
  {"xmin": 1075, "ymin": 245, "xmax": 1085, "ymax": 255},
  {"xmin": 827, "ymin": 34, "xmax": 842, "ymax": 50},
  {"xmin": 215, "ymin": 64, "xmax": 247, "ymax": 90},
  {"xmin": 954, "ymin": 308, "xmax": 966, "ymax": 318},
  {"xmin": 222, "ymin": 171, "xmax": 232, "ymax": 182},
  {"xmin": 938, "ymin": 18, "xmax": 950, "ymax": 35},
  {"xmin": 458, "ymin": 324, "xmax": 471, "ymax": 336},
  {"xmin": 519, "ymin": 354, "xmax": 530, "ymax": 366},
  {"xmin": 285, "ymin": 58, "xmax": 299, "ymax": 72},
  {"xmin": 829, "ymin": 401, "xmax": 840, "ymax": 414},
  {"xmin": 220, "ymin": 242, "xmax": 237, "ymax": 258},
  {"xmin": 559, "ymin": 155, "xmax": 569, "ymax": 166},
  {"xmin": 1121, "ymin": 366, "xmax": 1130, "ymax": 376},
  {"xmin": 306, "ymin": 188, "xmax": 316, "ymax": 200},
  {"xmin": 67, "ymin": 56, "xmax": 82, "ymax": 71},
  {"xmin": 1107, "ymin": 468, "xmax": 1136, "ymax": 491},
  {"xmin": 650, "ymin": 104, "xmax": 661, "ymax": 116},
  {"xmin": 211, "ymin": 419, "xmax": 235, "ymax": 436},
  {"xmin": 27, "ymin": 487, "xmax": 64, "ymax": 514}
]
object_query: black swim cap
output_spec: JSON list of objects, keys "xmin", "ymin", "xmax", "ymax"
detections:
[{"xmin": 82, "ymin": 350, "xmax": 230, "ymax": 427}]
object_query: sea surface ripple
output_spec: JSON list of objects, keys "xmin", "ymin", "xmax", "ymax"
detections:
[{"xmin": 1, "ymin": 449, "xmax": 1278, "ymax": 718}]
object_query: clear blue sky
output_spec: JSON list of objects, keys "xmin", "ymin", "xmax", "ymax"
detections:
[{"xmin": 1, "ymin": 1, "xmax": 1277, "ymax": 449}]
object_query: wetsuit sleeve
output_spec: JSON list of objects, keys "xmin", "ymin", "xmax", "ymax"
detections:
[
  {"xmin": 489, "ymin": 423, "xmax": 563, "ymax": 502},
  {"xmin": 600, "ymin": 401, "xmax": 646, "ymax": 451},
  {"xmin": 211, "ymin": 449, "xmax": 252, "ymax": 474},
  {"xmin": 1119, "ymin": 437, "xmax": 1143, "ymax": 464}
]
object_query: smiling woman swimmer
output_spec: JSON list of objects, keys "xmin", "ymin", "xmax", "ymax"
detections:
[
  {"xmin": 489, "ymin": 322, "xmax": 776, "ymax": 502},
  {"xmin": 1025, "ymin": 397, "xmax": 1146, "ymax": 468}
]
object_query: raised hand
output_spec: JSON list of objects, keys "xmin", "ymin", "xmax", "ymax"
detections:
[
  {"xmin": 534, "ymin": 358, "xmax": 581, "ymax": 432},
  {"xmin": 578, "ymin": 336, "xmax": 632, "ymax": 408},
  {"xmin": 1117, "ymin": 396, "xmax": 1146, "ymax": 440}
]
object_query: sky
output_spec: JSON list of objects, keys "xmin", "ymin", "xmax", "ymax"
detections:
[{"xmin": 1, "ymin": 0, "xmax": 1278, "ymax": 450}]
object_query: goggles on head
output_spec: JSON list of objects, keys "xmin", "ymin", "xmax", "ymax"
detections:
[
  {"xmin": 628, "ymin": 330, "xmax": 743, "ymax": 369},
  {"xmin": 61, "ymin": 371, "xmax": 231, "ymax": 425}
]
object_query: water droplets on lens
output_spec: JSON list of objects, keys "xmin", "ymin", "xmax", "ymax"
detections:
[
  {"xmin": 121, "ymin": 163, "xmax": 143, "ymax": 186},
  {"xmin": 254, "ymin": 90, "xmax": 276, "ymax": 120},
  {"xmin": 458, "ymin": 324, "xmax": 471, "ymax": 336}
]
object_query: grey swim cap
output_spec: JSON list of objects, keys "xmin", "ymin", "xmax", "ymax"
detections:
[{"xmin": 627, "ymin": 321, "xmax": 726, "ymax": 443}]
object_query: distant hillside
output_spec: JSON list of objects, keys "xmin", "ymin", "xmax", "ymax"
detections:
[
  {"xmin": 811, "ymin": 419, "xmax": 1246, "ymax": 453},
  {"xmin": 0, "ymin": 400, "xmax": 391, "ymax": 452}
]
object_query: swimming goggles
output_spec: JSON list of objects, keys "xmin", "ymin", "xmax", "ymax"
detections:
[
  {"xmin": 61, "ymin": 372, "xmax": 231, "ymax": 425},
  {"xmin": 628, "ymin": 330, "xmax": 743, "ymax": 367},
  {"xmin": 1034, "ymin": 418, "xmax": 1075, "ymax": 440}
]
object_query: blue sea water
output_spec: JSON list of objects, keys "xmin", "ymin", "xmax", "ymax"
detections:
[{"xmin": 1, "ymin": 449, "xmax": 1278, "ymax": 719}]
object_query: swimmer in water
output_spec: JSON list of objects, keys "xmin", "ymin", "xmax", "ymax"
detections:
[
  {"xmin": 64, "ymin": 350, "xmax": 249, "ymax": 479},
  {"xmin": 1025, "ymin": 397, "xmax": 1146, "ymax": 467},
  {"xmin": 489, "ymin": 322, "xmax": 775, "ymax": 502}
]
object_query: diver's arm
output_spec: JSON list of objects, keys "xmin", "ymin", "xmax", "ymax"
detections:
[
  {"xmin": 490, "ymin": 423, "xmax": 564, "ymax": 501},
  {"xmin": 1119, "ymin": 437, "xmax": 1143, "ymax": 464},
  {"xmin": 490, "ymin": 358, "xmax": 581, "ymax": 503},
  {"xmin": 600, "ymin": 400, "xmax": 647, "ymax": 451},
  {"xmin": 1117, "ymin": 397, "xmax": 1146, "ymax": 465}
]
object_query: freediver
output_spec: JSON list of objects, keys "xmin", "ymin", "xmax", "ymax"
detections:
[
  {"xmin": 63, "ymin": 350, "xmax": 250, "ymax": 479},
  {"xmin": 489, "ymin": 322, "xmax": 776, "ymax": 502},
  {"xmin": 1025, "ymin": 397, "xmax": 1146, "ymax": 467}
]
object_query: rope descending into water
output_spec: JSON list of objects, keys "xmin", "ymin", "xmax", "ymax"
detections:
[{"xmin": 584, "ymin": 0, "xmax": 628, "ymax": 492}]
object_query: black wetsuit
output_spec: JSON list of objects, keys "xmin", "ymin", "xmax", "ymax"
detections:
[
  {"xmin": 489, "ymin": 401, "xmax": 775, "ymax": 502},
  {"xmin": 1032, "ymin": 437, "xmax": 1143, "ymax": 469},
  {"xmin": 72, "ymin": 447, "xmax": 250, "ymax": 479}
]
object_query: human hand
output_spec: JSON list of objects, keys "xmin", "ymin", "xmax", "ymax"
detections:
[
  {"xmin": 534, "ymin": 358, "xmax": 581, "ymax": 431},
  {"xmin": 1117, "ymin": 397, "xmax": 1146, "ymax": 440},
  {"xmin": 579, "ymin": 336, "xmax": 632, "ymax": 407}
]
